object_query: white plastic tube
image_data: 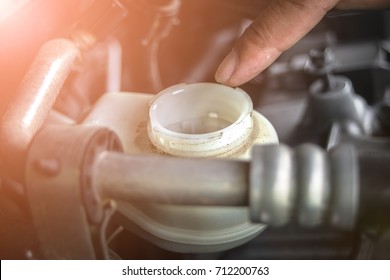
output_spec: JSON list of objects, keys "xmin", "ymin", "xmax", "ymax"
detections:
[{"xmin": 148, "ymin": 83, "xmax": 255, "ymax": 157}]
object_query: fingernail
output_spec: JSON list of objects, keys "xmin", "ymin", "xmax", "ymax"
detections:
[{"xmin": 215, "ymin": 50, "xmax": 237, "ymax": 84}]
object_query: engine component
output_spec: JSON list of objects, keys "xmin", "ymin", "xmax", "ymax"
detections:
[
  {"xmin": 82, "ymin": 83, "xmax": 278, "ymax": 253},
  {"xmin": 25, "ymin": 124, "xmax": 122, "ymax": 259},
  {"xmin": 147, "ymin": 83, "xmax": 278, "ymax": 158},
  {"xmin": 0, "ymin": 39, "xmax": 81, "ymax": 180}
]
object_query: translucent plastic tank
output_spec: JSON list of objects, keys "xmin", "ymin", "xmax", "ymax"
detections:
[
  {"xmin": 148, "ymin": 83, "xmax": 278, "ymax": 159},
  {"xmin": 83, "ymin": 83, "xmax": 278, "ymax": 253}
]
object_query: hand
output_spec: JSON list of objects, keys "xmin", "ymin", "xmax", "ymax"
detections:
[{"xmin": 215, "ymin": 0, "xmax": 390, "ymax": 87}]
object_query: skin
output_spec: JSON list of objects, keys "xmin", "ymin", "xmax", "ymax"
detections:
[{"xmin": 215, "ymin": 0, "xmax": 390, "ymax": 87}]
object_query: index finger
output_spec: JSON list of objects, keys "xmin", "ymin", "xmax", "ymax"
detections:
[{"xmin": 215, "ymin": 0, "xmax": 339, "ymax": 87}]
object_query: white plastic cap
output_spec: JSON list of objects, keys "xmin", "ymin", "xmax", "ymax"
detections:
[{"xmin": 148, "ymin": 83, "xmax": 254, "ymax": 157}]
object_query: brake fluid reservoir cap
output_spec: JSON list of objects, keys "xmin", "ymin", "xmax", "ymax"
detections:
[{"xmin": 148, "ymin": 83, "xmax": 254, "ymax": 157}]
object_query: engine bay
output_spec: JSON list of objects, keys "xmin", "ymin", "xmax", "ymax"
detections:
[{"xmin": 0, "ymin": 0, "xmax": 389, "ymax": 260}]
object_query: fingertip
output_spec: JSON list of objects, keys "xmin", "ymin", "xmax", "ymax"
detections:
[
  {"xmin": 216, "ymin": 45, "xmax": 278, "ymax": 87},
  {"xmin": 215, "ymin": 50, "xmax": 238, "ymax": 85}
]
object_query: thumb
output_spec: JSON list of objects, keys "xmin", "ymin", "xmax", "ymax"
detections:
[{"xmin": 215, "ymin": 0, "xmax": 339, "ymax": 87}]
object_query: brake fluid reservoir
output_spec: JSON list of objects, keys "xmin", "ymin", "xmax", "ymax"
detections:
[
  {"xmin": 83, "ymin": 82, "xmax": 278, "ymax": 253},
  {"xmin": 148, "ymin": 83, "xmax": 278, "ymax": 159}
]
